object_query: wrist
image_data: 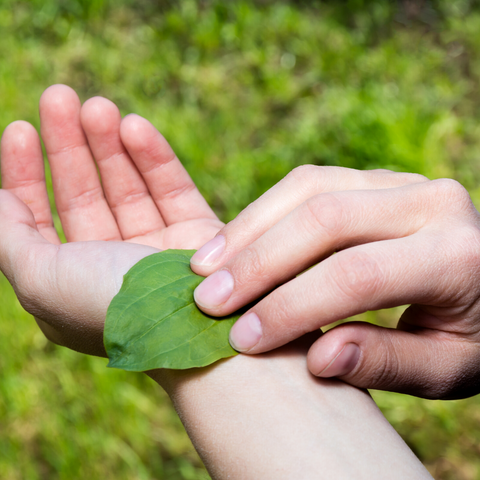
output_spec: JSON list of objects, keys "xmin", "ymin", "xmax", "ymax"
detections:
[
  {"xmin": 147, "ymin": 337, "xmax": 431, "ymax": 480},
  {"xmin": 147, "ymin": 333, "xmax": 320, "ymax": 400}
]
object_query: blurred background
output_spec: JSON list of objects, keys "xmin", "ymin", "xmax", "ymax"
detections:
[{"xmin": 1, "ymin": 0, "xmax": 480, "ymax": 478}]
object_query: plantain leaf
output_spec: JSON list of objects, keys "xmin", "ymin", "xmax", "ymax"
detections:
[{"xmin": 104, "ymin": 249, "xmax": 239, "ymax": 371}]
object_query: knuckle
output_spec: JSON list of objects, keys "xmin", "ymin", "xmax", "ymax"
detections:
[
  {"xmin": 284, "ymin": 165, "xmax": 330, "ymax": 196},
  {"xmin": 301, "ymin": 194, "xmax": 346, "ymax": 239},
  {"xmin": 456, "ymin": 223, "xmax": 480, "ymax": 261},
  {"xmin": 261, "ymin": 287, "xmax": 306, "ymax": 338},
  {"xmin": 396, "ymin": 172, "xmax": 429, "ymax": 184},
  {"xmin": 285, "ymin": 164, "xmax": 320, "ymax": 185},
  {"xmin": 410, "ymin": 172, "xmax": 429, "ymax": 183},
  {"xmin": 430, "ymin": 178, "xmax": 473, "ymax": 213},
  {"xmin": 329, "ymin": 250, "xmax": 384, "ymax": 302},
  {"xmin": 268, "ymin": 290, "xmax": 293, "ymax": 325},
  {"xmin": 232, "ymin": 245, "xmax": 271, "ymax": 289},
  {"xmin": 367, "ymin": 169, "xmax": 429, "ymax": 186},
  {"xmin": 427, "ymin": 222, "xmax": 480, "ymax": 280},
  {"xmin": 224, "ymin": 206, "xmax": 264, "ymax": 242}
]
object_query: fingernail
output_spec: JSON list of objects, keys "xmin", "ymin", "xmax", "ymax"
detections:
[
  {"xmin": 229, "ymin": 312, "xmax": 262, "ymax": 352},
  {"xmin": 317, "ymin": 343, "xmax": 360, "ymax": 378},
  {"xmin": 191, "ymin": 235, "xmax": 226, "ymax": 266},
  {"xmin": 194, "ymin": 269, "xmax": 234, "ymax": 308}
]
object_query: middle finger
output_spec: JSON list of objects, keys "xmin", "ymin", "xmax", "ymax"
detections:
[
  {"xmin": 40, "ymin": 85, "xmax": 121, "ymax": 242},
  {"xmin": 193, "ymin": 180, "xmax": 447, "ymax": 317}
]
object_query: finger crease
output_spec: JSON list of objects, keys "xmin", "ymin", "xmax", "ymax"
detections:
[
  {"xmin": 157, "ymin": 181, "xmax": 196, "ymax": 201},
  {"xmin": 47, "ymin": 141, "xmax": 89, "ymax": 157},
  {"xmin": 111, "ymin": 190, "xmax": 151, "ymax": 208},
  {"xmin": 142, "ymin": 152, "xmax": 178, "ymax": 175},
  {"xmin": 96, "ymin": 150, "xmax": 128, "ymax": 165},
  {"xmin": 61, "ymin": 186, "xmax": 105, "ymax": 211}
]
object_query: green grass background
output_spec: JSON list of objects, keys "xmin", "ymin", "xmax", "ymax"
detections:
[{"xmin": 2, "ymin": 0, "xmax": 480, "ymax": 478}]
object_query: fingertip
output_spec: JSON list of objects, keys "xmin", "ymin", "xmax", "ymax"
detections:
[
  {"xmin": 121, "ymin": 113, "xmax": 157, "ymax": 137},
  {"xmin": 190, "ymin": 235, "xmax": 226, "ymax": 272},
  {"xmin": 229, "ymin": 312, "xmax": 263, "ymax": 352},
  {"xmin": 120, "ymin": 113, "xmax": 146, "ymax": 132},
  {"xmin": 120, "ymin": 114, "xmax": 148, "ymax": 146},
  {"xmin": 307, "ymin": 332, "xmax": 347, "ymax": 376},
  {"xmin": 40, "ymin": 84, "xmax": 80, "ymax": 111},
  {"xmin": 81, "ymin": 97, "xmax": 121, "ymax": 134},
  {"xmin": 82, "ymin": 96, "xmax": 120, "ymax": 121},
  {"xmin": 120, "ymin": 114, "xmax": 170, "ymax": 156},
  {"xmin": 2, "ymin": 119, "xmax": 36, "ymax": 136},
  {"xmin": 1, "ymin": 121, "xmax": 43, "ymax": 187},
  {"xmin": 193, "ymin": 269, "xmax": 234, "ymax": 311},
  {"xmin": 39, "ymin": 86, "xmax": 82, "ymax": 133},
  {"xmin": 39, "ymin": 84, "xmax": 86, "ymax": 150},
  {"xmin": 314, "ymin": 343, "xmax": 361, "ymax": 378},
  {"xmin": 307, "ymin": 322, "xmax": 369, "ymax": 378},
  {"xmin": 1, "ymin": 121, "xmax": 38, "ymax": 150},
  {"xmin": 307, "ymin": 321, "xmax": 462, "ymax": 398}
]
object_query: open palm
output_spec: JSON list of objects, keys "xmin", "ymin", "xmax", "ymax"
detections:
[{"xmin": 0, "ymin": 85, "xmax": 223, "ymax": 357}]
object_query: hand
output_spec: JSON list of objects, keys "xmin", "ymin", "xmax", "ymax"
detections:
[
  {"xmin": 0, "ymin": 197, "xmax": 431, "ymax": 480},
  {"xmin": 0, "ymin": 91, "xmax": 432, "ymax": 479},
  {"xmin": 190, "ymin": 165, "xmax": 480, "ymax": 399},
  {"xmin": 0, "ymin": 84, "xmax": 223, "ymax": 356}
]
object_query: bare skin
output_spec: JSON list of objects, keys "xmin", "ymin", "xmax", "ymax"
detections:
[
  {"xmin": 191, "ymin": 165, "xmax": 480, "ymax": 400},
  {"xmin": 0, "ymin": 85, "xmax": 432, "ymax": 479},
  {"xmin": 1, "ymin": 85, "xmax": 222, "ymax": 355}
]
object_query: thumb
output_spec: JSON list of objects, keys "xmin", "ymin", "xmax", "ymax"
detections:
[
  {"xmin": 0, "ymin": 189, "xmax": 52, "ymax": 284},
  {"xmin": 306, "ymin": 314, "xmax": 480, "ymax": 399}
]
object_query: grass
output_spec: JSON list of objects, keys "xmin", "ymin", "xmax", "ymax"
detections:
[
  {"xmin": 0, "ymin": 274, "xmax": 207, "ymax": 480},
  {"xmin": 2, "ymin": 0, "xmax": 480, "ymax": 478}
]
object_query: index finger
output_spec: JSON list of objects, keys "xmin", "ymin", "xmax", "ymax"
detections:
[
  {"xmin": 229, "ymin": 224, "xmax": 477, "ymax": 355},
  {"xmin": 193, "ymin": 181, "xmax": 439, "ymax": 319},
  {"xmin": 40, "ymin": 85, "xmax": 122, "ymax": 242},
  {"xmin": 190, "ymin": 166, "xmax": 428, "ymax": 275}
]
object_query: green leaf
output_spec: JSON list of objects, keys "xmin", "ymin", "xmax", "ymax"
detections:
[{"xmin": 104, "ymin": 249, "xmax": 239, "ymax": 371}]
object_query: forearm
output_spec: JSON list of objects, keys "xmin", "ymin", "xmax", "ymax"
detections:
[{"xmin": 149, "ymin": 338, "xmax": 432, "ymax": 480}]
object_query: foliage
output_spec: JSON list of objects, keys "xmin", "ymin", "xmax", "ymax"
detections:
[
  {"xmin": 2, "ymin": 0, "xmax": 480, "ymax": 479},
  {"xmin": 105, "ymin": 250, "xmax": 238, "ymax": 371},
  {"xmin": 0, "ymin": 275, "xmax": 208, "ymax": 480}
]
